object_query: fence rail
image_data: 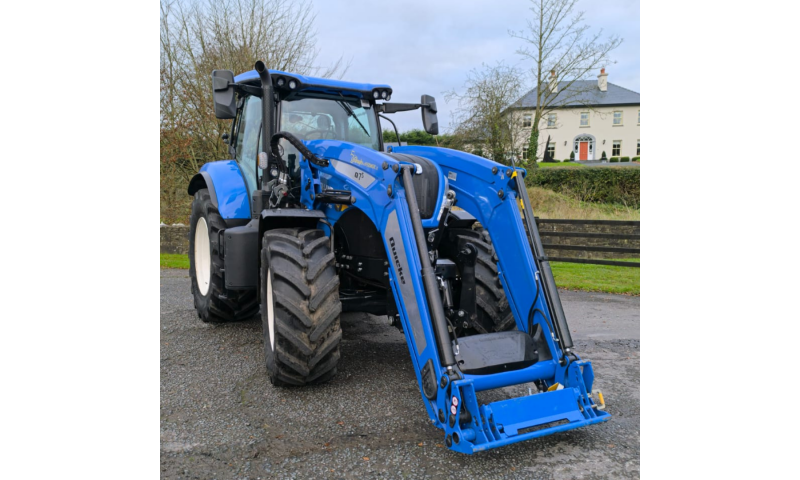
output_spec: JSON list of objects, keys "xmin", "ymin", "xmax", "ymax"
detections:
[{"xmin": 535, "ymin": 218, "xmax": 640, "ymax": 268}]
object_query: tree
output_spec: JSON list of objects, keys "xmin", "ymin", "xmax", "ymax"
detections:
[
  {"xmin": 444, "ymin": 63, "xmax": 526, "ymax": 165},
  {"xmin": 510, "ymin": 0, "xmax": 622, "ymax": 166},
  {"xmin": 160, "ymin": 0, "xmax": 348, "ymax": 222}
]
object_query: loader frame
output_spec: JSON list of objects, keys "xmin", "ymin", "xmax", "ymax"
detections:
[{"xmin": 192, "ymin": 62, "xmax": 610, "ymax": 454}]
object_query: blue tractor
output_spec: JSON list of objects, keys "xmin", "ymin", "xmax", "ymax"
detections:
[{"xmin": 187, "ymin": 61, "xmax": 610, "ymax": 454}]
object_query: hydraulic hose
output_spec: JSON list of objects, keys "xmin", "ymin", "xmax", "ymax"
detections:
[{"xmin": 269, "ymin": 131, "xmax": 329, "ymax": 168}]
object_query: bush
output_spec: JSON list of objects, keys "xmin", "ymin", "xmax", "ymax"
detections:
[
  {"xmin": 633, "ymin": 156, "xmax": 640, "ymax": 162},
  {"xmin": 621, "ymin": 156, "xmax": 630, "ymax": 162},
  {"xmin": 601, "ymin": 151, "xmax": 607, "ymax": 160},
  {"xmin": 562, "ymin": 158, "xmax": 571, "ymax": 162},
  {"xmin": 525, "ymin": 167, "xmax": 640, "ymax": 207},
  {"xmin": 570, "ymin": 151, "xmax": 575, "ymax": 161},
  {"xmin": 610, "ymin": 157, "xmax": 619, "ymax": 163}
]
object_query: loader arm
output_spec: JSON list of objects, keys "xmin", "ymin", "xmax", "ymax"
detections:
[{"xmin": 298, "ymin": 140, "xmax": 609, "ymax": 453}]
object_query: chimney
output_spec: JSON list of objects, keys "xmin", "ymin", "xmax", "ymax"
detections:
[
  {"xmin": 597, "ymin": 68, "xmax": 608, "ymax": 92},
  {"xmin": 549, "ymin": 70, "xmax": 558, "ymax": 93}
]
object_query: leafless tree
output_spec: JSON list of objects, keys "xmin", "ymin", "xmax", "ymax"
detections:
[
  {"xmin": 509, "ymin": 0, "xmax": 622, "ymax": 165},
  {"xmin": 445, "ymin": 63, "xmax": 526, "ymax": 165},
  {"xmin": 160, "ymin": 0, "xmax": 348, "ymax": 222}
]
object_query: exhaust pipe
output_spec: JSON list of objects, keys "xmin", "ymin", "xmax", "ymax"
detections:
[{"xmin": 255, "ymin": 61, "xmax": 274, "ymax": 184}]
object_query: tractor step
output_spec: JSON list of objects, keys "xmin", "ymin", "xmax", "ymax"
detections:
[{"xmin": 453, "ymin": 330, "xmax": 537, "ymax": 375}]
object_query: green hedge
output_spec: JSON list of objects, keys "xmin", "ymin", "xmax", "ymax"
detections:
[
  {"xmin": 610, "ymin": 157, "xmax": 619, "ymax": 162},
  {"xmin": 621, "ymin": 156, "xmax": 630, "ymax": 162},
  {"xmin": 525, "ymin": 167, "xmax": 640, "ymax": 207},
  {"xmin": 633, "ymin": 156, "xmax": 640, "ymax": 162}
]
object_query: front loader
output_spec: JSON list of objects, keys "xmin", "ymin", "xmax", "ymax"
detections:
[{"xmin": 186, "ymin": 61, "xmax": 610, "ymax": 454}]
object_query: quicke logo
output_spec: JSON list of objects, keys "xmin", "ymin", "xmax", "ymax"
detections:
[{"xmin": 389, "ymin": 237, "xmax": 405, "ymax": 284}]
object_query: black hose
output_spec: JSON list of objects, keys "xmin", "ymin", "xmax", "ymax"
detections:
[{"xmin": 269, "ymin": 131, "xmax": 329, "ymax": 168}]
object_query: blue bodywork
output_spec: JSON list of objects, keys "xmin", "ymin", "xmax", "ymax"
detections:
[
  {"xmin": 198, "ymin": 160, "xmax": 250, "ymax": 219},
  {"xmin": 201, "ymin": 74, "xmax": 609, "ymax": 454}
]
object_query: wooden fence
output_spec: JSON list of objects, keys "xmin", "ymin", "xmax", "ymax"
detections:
[{"xmin": 536, "ymin": 219, "xmax": 640, "ymax": 268}]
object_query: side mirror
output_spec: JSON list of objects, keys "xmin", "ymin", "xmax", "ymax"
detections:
[
  {"xmin": 421, "ymin": 94, "xmax": 438, "ymax": 135},
  {"xmin": 211, "ymin": 70, "xmax": 236, "ymax": 119}
]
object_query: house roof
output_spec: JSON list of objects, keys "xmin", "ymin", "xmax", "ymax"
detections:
[{"xmin": 514, "ymin": 81, "xmax": 640, "ymax": 109}]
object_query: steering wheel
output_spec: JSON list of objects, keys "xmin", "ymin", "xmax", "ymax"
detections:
[{"xmin": 303, "ymin": 129, "xmax": 337, "ymax": 140}]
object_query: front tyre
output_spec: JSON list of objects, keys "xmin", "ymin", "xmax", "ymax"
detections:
[
  {"xmin": 261, "ymin": 228, "xmax": 342, "ymax": 386},
  {"xmin": 189, "ymin": 188, "xmax": 258, "ymax": 323}
]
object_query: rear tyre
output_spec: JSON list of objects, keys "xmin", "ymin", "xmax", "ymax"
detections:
[
  {"xmin": 261, "ymin": 228, "xmax": 342, "ymax": 386},
  {"xmin": 440, "ymin": 227, "xmax": 516, "ymax": 334},
  {"xmin": 189, "ymin": 188, "xmax": 259, "ymax": 323}
]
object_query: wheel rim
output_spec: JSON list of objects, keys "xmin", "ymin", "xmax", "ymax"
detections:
[
  {"xmin": 267, "ymin": 268, "xmax": 275, "ymax": 349},
  {"xmin": 194, "ymin": 217, "xmax": 211, "ymax": 296}
]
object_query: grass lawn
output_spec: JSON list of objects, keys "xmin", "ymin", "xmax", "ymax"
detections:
[
  {"xmin": 526, "ymin": 187, "xmax": 639, "ymax": 220},
  {"xmin": 161, "ymin": 253, "xmax": 190, "ymax": 269},
  {"xmin": 160, "ymin": 253, "xmax": 639, "ymax": 295},
  {"xmin": 550, "ymin": 259, "xmax": 639, "ymax": 295}
]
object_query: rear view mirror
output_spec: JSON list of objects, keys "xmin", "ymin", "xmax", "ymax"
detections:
[
  {"xmin": 211, "ymin": 70, "xmax": 236, "ymax": 119},
  {"xmin": 421, "ymin": 95, "xmax": 438, "ymax": 135}
]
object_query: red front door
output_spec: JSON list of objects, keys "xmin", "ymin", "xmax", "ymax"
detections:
[{"xmin": 579, "ymin": 142, "xmax": 588, "ymax": 160}]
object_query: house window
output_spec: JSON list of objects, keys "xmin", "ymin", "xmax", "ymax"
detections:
[
  {"xmin": 547, "ymin": 113, "xmax": 556, "ymax": 127},
  {"xmin": 522, "ymin": 146, "xmax": 529, "ymax": 160},
  {"xmin": 612, "ymin": 140, "xmax": 621, "ymax": 157},
  {"xmin": 637, "ymin": 140, "xmax": 640, "ymax": 156},
  {"xmin": 580, "ymin": 112, "xmax": 590, "ymax": 127},
  {"xmin": 613, "ymin": 111, "xmax": 623, "ymax": 126},
  {"xmin": 546, "ymin": 142, "xmax": 555, "ymax": 159},
  {"xmin": 638, "ymin": 110, "xmax": 640, "ymax": 125},
  {"xmin": 522, "ymin": 114, "xmax": 532, "ymax": 128}
]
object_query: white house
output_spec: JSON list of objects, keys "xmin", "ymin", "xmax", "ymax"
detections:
[{"xmin": 513, "ymin": 69, "xmax": 640, "ymax": 161}]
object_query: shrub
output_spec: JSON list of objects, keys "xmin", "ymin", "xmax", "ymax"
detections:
[
  {"xmin": 633, "ymin": 156, "xmax": 640, "ymax": 162},
  {"xmin": 562, "ymin": 158, "xmax": 571, "ymax": 162},
  {"xmin": 610, "ymin": 157, "xmax": 619, "ymax": 163},
  {"xmin": 601, "ymin": 150, "xmax": 607, "ymax": 160},
  {"xmin": 525, "ymin": 167, "xmax": 640, "ymax": 207},
  {"xmin": 621, "ymin": 156, "xmax": 630, "ymax": 162},
  {"xmin": 570, "ymin": 151, "xmax": 575, "ymax": 161}
]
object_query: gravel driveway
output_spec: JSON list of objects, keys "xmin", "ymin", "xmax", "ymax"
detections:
[{"xmin": 161, "ymin": 269, "xmax": 640, "ymax": 479}]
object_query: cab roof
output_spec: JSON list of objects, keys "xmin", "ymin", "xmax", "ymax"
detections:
[{"xmin": 234, "ymin": 69, "xmax": 392, "ymax": 99}]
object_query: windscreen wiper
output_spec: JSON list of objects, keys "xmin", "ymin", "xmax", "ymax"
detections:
[{"xmin": 336, "ymin": 93, "xmax": 370, "ymax": 138}]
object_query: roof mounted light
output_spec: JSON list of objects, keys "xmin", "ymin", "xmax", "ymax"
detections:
[
  {"xmin": 373, "ymin": 90, "xmax": 380, "ymax": 99},
  {"xmin": 276, "ymin": 77, "xmax": 285, "ymax": 87},
  {"xmin": 288, "ymin": 80, "xmax": 297, "ymax": 89},
  {"xmin": 381, "ymin": 90, "xmax": 388, "ymax": 99}
]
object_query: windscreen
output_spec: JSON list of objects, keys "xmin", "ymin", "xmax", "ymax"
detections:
[{"xmin": 279, "ymin": 96, "xmax": 380, "ymax": 151}]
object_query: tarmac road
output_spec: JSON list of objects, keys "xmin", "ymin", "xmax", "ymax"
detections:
[{"xmin": 161, "ymin": 269, "xmax": 640, "ymax": 479}]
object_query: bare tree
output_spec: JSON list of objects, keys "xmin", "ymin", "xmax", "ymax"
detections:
[
  {"xmin": 510, "ymin": 0, "xmax": 621, "ymax": 166},
  {"xmin": 445, "ymin": 63, "xmax": 525, "ymax": 165},
  {"xmin": 160, "ymin": 0, "xmax": 348, "ymax": 222}
]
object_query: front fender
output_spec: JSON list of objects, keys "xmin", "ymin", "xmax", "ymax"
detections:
[{"xmin": 188, "ymin": 160, "xmax": 250, "ymax": 220}]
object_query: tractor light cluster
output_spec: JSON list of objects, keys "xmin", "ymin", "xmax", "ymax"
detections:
[
  {"xmin": 372, "ymin": 89, "xmax": 391, "ymax": 101},
  {"xmin": 274, "ymin": 76, "xmax": 298, "ymax": 90}
]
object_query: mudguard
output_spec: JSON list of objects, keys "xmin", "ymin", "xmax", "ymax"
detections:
[{"xmin": 187, "ymin": 160, "xmax": 251, "ymax": 220}]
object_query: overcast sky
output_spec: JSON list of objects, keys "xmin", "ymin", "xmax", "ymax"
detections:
[{"xmin": 313, "ymin": 0, "xmax": 640, "ymax": 133}]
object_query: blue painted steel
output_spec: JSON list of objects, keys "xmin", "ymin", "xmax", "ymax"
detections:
[
  {"xmin": 234, "ymin": 70, "xmax": 391, "ymax": 98},
  {"xmin": 199, "ymin": 160, "xmax": 250, "ymax": 220},
  {"xmin": 205, "ymin": 132, "xmax": 610, "ymax": 453}
]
